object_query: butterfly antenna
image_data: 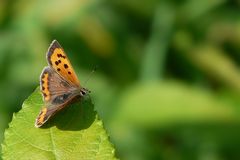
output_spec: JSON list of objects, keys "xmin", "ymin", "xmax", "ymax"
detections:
[{"xmin": 83, "ymin": 65, "xmax": 98, "ymax": 86}]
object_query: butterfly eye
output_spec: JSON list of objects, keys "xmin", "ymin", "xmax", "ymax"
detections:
[
  {"xmin": 80, "ymin": 88, "xmax": 90, "ymax": 96},
  {"xmin": 80, "ymin": 90, "xmax": 86, "ymax": 96}
]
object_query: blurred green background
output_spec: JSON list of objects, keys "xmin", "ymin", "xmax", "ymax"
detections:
[{"xmin": 1, "ymin": 0, "xmax": 240, "ymax": 159}]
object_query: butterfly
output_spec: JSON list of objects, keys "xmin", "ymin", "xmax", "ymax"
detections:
[{"xmin": 35, "ymin": 40, "xmax": 89, "ymax": 128}]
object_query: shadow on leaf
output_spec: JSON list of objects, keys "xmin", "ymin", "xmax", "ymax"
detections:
[{"xmin": 41, "ymin": 96, "xmax": 96, "ymax": 131}]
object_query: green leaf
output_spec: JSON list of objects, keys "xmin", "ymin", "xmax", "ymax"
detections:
[
  {"xmin": 2, "ymin": 88, "xmax": 117, "ymax": 160},
  {"xmin": 113, "ymin": 81, "xmax": 238, "ymax": 128},
  {"xmin": 109, "ymin": 81, "xmax": 240, "ymax": 159}
]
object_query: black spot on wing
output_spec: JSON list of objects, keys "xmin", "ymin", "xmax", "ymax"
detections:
[
  {"xmin": 52, "ymin": 93, "xmax": 72, "ymax": 104},
  {"xmin": 60, "ymin": 81, "xmax": 69, "ymax": 87},
  {"xmin": 64, "ymin": 64, "xmax": 68, "ymax": 68}
]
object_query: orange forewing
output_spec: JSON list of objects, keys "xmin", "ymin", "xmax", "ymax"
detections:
[{"xmin": 47, "ymin": 40, "xmax": 80, "ymax": 86}]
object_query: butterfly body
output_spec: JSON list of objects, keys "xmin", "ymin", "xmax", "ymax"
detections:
[{"xmin": 35, "ymin": 40, "xmax": 89, "ymax": 128}]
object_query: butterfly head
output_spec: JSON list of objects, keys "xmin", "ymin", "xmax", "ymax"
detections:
[{"xmin": 80, "ymin": 87, "xmax": 90, "ymax": 96}]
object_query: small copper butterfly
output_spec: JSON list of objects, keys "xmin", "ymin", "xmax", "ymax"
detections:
[{"xmin": 35, "ymin": 40, "xmax": 89, "ymax": 127}]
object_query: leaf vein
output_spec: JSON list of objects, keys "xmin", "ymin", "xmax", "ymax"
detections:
[
  {"xmin": 11, "ymin": 128, "xmax": 51, "ymax": 152},
  {"xmin": 49, "ymin": 127, "xmax": 58, "ymax": 160}
]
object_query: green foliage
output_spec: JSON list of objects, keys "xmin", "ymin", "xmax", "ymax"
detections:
[
  {"xmin": 115, "ymin": 81, "xmax": 237, "ymax": 127},
  {"xmin": 2, "ymin": 88, "xmax": 116, "ymax": 160},
  {"xmin": 110, "ymin": 81, "xmax": 240, "ymax": 159}
]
